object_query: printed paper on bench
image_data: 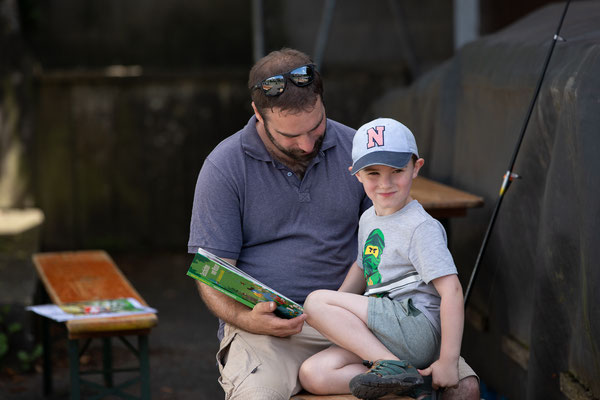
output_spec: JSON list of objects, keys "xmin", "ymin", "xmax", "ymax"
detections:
[
  {"xmin": 187, "ymin": 248, "xmax": 303, "ymax": 319},
  {"xmin": 27, "ymin": 298, "xmax": 157, "ymax": 322}
]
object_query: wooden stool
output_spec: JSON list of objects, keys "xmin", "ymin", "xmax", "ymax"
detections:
[{"xmin": 33, "ymin": 250, "xmax": 158, "ymax": 400}]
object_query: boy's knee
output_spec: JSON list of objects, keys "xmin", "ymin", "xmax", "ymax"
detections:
[
  {"xmin": 298, "ymin": 358, "xmax": 327, "ymax": 395},
  {"xmin": 303, "ymin": 289, "xmax": 329, "ymax": 315}
]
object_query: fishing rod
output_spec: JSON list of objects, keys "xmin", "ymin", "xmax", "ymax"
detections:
[{"xmin": 464, "ymin": 0, "xmax": 572, "ymax": 307}]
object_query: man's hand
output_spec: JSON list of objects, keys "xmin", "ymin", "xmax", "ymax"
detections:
[
  {"xmin": 198, "ymin": 282, "xmax": 306, "ymax": 337},
  {"xmin": 242, "ymin": 301, "xmax": 307, "ymax": 337},
  {"xmin": 418, "ymin": 358, "xmax": 459, "ymax": 390}
]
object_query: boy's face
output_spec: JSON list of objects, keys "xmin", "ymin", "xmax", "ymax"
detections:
[{"xmin": 355, "ymin": 159, "xmax": 424, "ymax": 216}]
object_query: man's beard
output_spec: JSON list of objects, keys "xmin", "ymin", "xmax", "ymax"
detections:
[{"xmin": 264, "ymin": 122, "xmax": 325, "ymax": 164}]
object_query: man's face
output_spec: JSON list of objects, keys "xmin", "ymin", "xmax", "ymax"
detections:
[{"xmin": 257, "ymin": 98, "xmax": 326, "ymax": 163}]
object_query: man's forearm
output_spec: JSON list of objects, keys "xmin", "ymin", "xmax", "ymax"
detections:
[
  {"xmin": 195, "ymin": 256, "xmax": 252, "ymax": 329},
  {"xmin": 195, "ymin": 257, "xmax": 307, "ymax": 337},
  {"xmin": 196, "ymin": 281, "xmax": 251, "ymax": 328}
]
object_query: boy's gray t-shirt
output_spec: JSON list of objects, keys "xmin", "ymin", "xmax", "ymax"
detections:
[{"xmin": 357, "ymin": 200, "xmax": 457, "ymax": 334}]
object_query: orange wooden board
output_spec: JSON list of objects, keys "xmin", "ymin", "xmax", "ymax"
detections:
[
  {"xmin": 411, "ymin": 176, "xmax": 483, "ymax": 218},
  {"xmin": 33, "ymin": 250, "xmax": 157, "ymax": 336}
]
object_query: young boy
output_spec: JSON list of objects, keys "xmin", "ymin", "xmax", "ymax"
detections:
[{"xmin": 299, "ymin": 118, "xmax": 465, "ymax": 399}]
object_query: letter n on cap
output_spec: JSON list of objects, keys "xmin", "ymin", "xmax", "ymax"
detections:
[{"xmin": 367, "ymin": 126, "xmax": 385, "ymax": 149}]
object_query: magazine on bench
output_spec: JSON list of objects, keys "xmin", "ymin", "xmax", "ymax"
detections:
[
  {"xmin": 187, "ymin": 248, "xmax": 304, "ymax": 319},
  {"xmin": 27, "ymin": 298, "xmax": 157, "ymax": 322}
]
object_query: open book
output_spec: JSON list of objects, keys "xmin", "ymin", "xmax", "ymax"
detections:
[{"xmin": 187, "ymin": 248, "xmax": 303, "ymax": 319}]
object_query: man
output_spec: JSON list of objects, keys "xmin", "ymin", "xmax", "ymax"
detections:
[{"xmin": 189, "ymin": 48, "xmax": 480, "ymax": 400}]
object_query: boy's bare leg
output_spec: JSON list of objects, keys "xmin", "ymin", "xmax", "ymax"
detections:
[
  {"xmin": 304, "ymin": 289, "xmax": 398, "ymax": 361},
  {"xmin": 299, "ymin": 345, "xmax": 366, "ymax": 395},
  {"xmin": 304, "ymin": 290, "xmax": 481, "ymax": 398}
]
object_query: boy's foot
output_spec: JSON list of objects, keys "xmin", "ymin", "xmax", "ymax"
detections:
[
  {"xmin": 349, "ymin": 359, "xmax": 424, "ymax": 399},
  {"xmin": 404, "ymin": 375, "xmax": 436, "ymax": 400}
]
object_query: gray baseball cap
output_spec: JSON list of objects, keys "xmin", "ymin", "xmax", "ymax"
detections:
[{"xmin": 351, "ymin": 118, "xmax": 419, "ymax": 175}]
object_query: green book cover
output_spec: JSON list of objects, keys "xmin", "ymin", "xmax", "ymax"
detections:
[
  {"xmin": 187, "ymin": 248, "xmax": 304, "ymax": 319},
  {"xmin": 59, "ymin": 298, "xmax": 143, "ymax": 315}
]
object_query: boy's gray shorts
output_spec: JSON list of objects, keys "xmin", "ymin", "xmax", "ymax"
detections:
[{"xmin": 367, "ymin": 296, "xmax": 440, "ymax": 369}]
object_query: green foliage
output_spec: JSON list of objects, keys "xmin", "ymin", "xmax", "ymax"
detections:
[
  {"xmin": 0, "ymin": 333, "xmax": 8, "ymax": 358},
  {"xmin": 17, "ymin": 344, "xmax": 43, "ymax": 371},
  {"xmin": 8, "ymin": 322, "xmax": 22, "ymax": 334},
  {"xmin": 0, "ymin": 305, "xmax": 42, "ymax": 372}
]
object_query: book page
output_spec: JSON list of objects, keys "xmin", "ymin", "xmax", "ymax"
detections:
[{"xmin": 187, "ymin": 248, "xmax": 303, "ymax": 319}]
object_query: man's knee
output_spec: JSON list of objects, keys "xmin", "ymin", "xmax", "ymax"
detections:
[
  {"xmin": 441, "ymin": 375, "xmax": 480, "ymax": 400},
  {"xmin": 230, "ymin": 386, "xmax": 288, "ymax": 400},
  {"xmin": 223, "ymin": 367, "xmax": 296, "ymax": 400}
]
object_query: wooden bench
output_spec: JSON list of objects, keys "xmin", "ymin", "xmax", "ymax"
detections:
[
  {"xmin": 291, "ymin": 392, "xmax": 412, "ymax": 399},
  {"xmin": 33, "ymin": 250, "xmax": 158, "ymax": 400},
  {"xmin": 411, "ymin": 176, "xmax": 484, "ymax": 219}
]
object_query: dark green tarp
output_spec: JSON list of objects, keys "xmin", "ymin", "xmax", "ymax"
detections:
[{"xmin": 368, "ymin": 2, "xmax": 600, "ymax": 398}]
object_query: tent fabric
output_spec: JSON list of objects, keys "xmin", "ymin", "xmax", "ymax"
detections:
[{"xmin": 367, "ymin": 2, "xmax": 600, "ymax": 398}]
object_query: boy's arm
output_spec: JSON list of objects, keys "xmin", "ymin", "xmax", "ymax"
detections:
[
  {"xmin": 418, "ymin": 274, "xmax": 464, "ymax": 389},
  {"xmin": 338, "ymin": 262, "xmax": 366, "ymax": 294}
]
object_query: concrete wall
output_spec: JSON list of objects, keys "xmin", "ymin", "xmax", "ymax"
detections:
[{"xmin": 1, "ymin": 0, "xmax": 35, "ymax": 209}]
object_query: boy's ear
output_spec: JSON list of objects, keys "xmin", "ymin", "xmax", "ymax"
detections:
[
  {"xmin": 354, "ymin": 169, "xmax": 364, "ymax": 184},
  {"xmin": 413, "ymin": 158, "xmax": 425, "ymax": 178}
]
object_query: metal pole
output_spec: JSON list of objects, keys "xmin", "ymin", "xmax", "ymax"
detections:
[
  {"xmin": 464, "ymin": 0, "xmax": 571, "ymax": 307},
  {"xmin": 313, "ymin": 0, "xmax": 336, "ymax": 69},
  {"xmin": 388, "ymin": 0, "xmax": 420, "ymax": 80},
  {"xmin": 252, "ymin": 0, "xmax": 265, "ymax": 63}
]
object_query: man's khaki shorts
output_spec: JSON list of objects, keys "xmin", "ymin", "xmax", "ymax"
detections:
[{"xmin": 217, "ymin": 322, "xmax": 477, "ymax": 400}]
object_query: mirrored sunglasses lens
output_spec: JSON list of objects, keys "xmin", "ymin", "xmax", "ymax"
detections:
[
  {"xmin": 289, "ymin": 65, "xmax": 313, "ymax": 86},
  {"xmin": 262, "ymin": 75, "xmax": 285, "ymax": 96}
]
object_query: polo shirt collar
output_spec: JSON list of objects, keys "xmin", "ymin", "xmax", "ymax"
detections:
[{"xmin": 241, "ymin": 115, "xmax": 337, "ymax": 162}]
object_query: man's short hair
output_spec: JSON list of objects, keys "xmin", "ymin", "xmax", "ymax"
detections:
[{"xmin": 249, "ymin": 48, "xmax": 324, "ymax": 117}]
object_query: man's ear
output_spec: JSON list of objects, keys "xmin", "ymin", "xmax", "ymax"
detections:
[
  {"xmin": 413, "ymin": 158, "xmax": 425, "ymax": 178},
  {"xmin": 251, "ymin": 102, "xmax": 263, "ymax": 123}
]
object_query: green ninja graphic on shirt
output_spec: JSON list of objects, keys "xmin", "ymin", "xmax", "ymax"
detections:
[{"xmin": 363, "ymin": 228, "xmax": 385, "ymax": 287}]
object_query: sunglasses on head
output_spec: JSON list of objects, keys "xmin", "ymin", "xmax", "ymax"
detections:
[{"xmin": 252, "ymin": 64, "xmax": 316, "ymax": 97}]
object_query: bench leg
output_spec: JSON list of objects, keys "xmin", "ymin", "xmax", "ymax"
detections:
[
  {"xmin": 139, "ymin": 335, "xmax": 151, "ymax": 400},
  {"xmin": 68, "ymin": 339, "xmax": 81, "ymax": 400},
  {"xmin": 102, "ymin": 337, "xmax": 114, "ymax": 387},
  {"xmin": 42, "ymin": 316, "xmax": 53, "ymax": 396}
]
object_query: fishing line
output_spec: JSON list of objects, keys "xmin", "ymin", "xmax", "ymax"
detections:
[{"xmin": 464, "ymin": 0, "xmax": 572, "ymax": 307}]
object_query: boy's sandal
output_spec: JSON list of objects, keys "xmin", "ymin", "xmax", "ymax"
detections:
[
  {"xmin": 404, "ymin": 375, "xmax": 436, "ymax": 400},
  {"xmin": 349, "ymin": 359, "xmax": 424, "ymax": 400}
]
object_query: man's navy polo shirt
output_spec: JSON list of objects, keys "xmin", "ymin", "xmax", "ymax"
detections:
[{"xmin": 188, "ymin": 115, "xmax": 371, "ymax": 304}]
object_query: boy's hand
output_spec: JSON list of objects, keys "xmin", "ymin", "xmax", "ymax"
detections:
[{"xmin": 418, "ymin": 358, "xmax": 459, "ymax": 390}]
